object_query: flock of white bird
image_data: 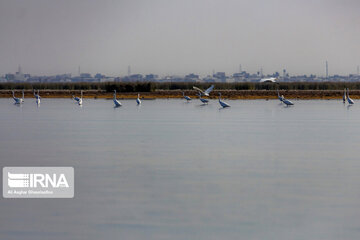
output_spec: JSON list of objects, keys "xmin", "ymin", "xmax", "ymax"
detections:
[
  {"xmin": 11, "ymin": 87, "xmax": 355, "ymax": 107},
  {"xmin": 112, "ymin": 90, "xmax": 141, "ymax": 107},
  {"xmin": 112, "ymin": 85, "xmax": 231, "ymax": 108},
  {"xmin": 188, "ymin": 85, "xmax": 230, "ymax": 108}
]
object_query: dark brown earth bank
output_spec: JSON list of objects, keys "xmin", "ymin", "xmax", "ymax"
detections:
[{"xmin": 1, "ymin": 89, "xmax": 357, "ymax": 100}]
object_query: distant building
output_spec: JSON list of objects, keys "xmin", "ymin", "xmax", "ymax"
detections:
[
  {"xmin": 94, "ymin": 73, "xmax": 105, "ymax": 79},
  {"xmin": 99, "ymin": 77, "xmax": 115, "ymax": 82},
  {"xmin": 71, "ymin": 72, "xmax": 96, "ymax": 82},
  {"xmin": 184, "ymin": 73, "xmax": 199, "ymax": 82},
  {"xmin": 6, "ymin": 66, "xmax": 29, "ymax": 82},
  {"xmin": 129, "ymin": 74, "xmax": 143, "ymax": 81},
  {"xmin": 145, "ymin": 74, "xmax": 159, "ymax": 81},
  {"xmin": 160, "ymin": 76, "xmax": 185, "ymax": 82},
  {"xmin": 213, "ymin": 72, "xmax": 227, "ymax": 82},
  {"xmin": 0, "ymin": 76, "xmax": 7, "ymax": 82},
  {"xmin": 120, "ymin": 74, "xmax": 143, "ymax": 82},
  {"xmin": 232, "ymin": 71, "xmax": 249, "ymax": 82},
  {"xmin": 5, "ymin": 74, "xmax": 15, "ymax": 81},
  {"xmin": 203, "ymin": 75, "xmax": 216, "ymax": 83},
  {"xmin": 80, "ymin": 73, "xmax": 92, "ymax": 78}
]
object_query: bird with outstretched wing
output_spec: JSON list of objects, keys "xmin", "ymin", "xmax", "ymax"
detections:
[{"xmin": 192, "ymin": 85, "xmax": 214, "ymax": 96}]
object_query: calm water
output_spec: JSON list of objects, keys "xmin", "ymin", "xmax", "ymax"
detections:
[{"xmin": 1, "ymin": 98, "xmax": 360, "ymax": 240}]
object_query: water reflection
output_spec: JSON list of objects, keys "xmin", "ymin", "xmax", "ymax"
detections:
[{"xmin": 1, "ymin": 99, "xmax": 360, "ymax": 240}]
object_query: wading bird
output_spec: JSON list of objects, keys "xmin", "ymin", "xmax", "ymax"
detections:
[
  {"xmin": 193, "ymin": 85, "xmax": 214, "ymax": 96},
  {"xmin": 113, "ymin": 90, "xmax": 122, "ymax": 107},
  {"xmin": 72, "ymin": 93, "xmax": 80, "ymax": 102},
  {"xmin": 12, "ymin": 90, "xmax": 24, "ymax": 104},
  {"xmin": 282, "ymin": 96, "xmax": 294, "ymax": 106},
  {"xmin": 347, "ymin": 88, "xmax": 354, "ymax": 104},
  {"xmin": 277, "ymin": 90, "xmax": 284, "ymax": 102},
  {"xmin": 198, "ymin": 92, "xmax": 209, "ymax": 104},
  {"xmin": 33, "ymin": 89, "xmax": 41, "ymax": 104},
  {"xmin": 136, "ymin": 93, "xmax": 141, "ymax": 105},
  {"xmin": 73, "ymin": 96, "xmax": 80, "ymax": 102},
  {"xmin": 182, "ymin": 91, "xmax": 191, "ymax": 101},
  {"xmin": 218, "ymin": 93, "xmax": 230, "ymax": 108},
  {"xmin": 78, "ymin": 90, "xmax": 83, "ymax": 105},
  {"xmin": 73, "ymin": 91, "xmax": 83, "ymax": 104}
]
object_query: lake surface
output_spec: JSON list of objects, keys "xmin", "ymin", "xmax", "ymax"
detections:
[{"xmin": 1, "ymin": 98, "xmax": 360, "ymax": 240}]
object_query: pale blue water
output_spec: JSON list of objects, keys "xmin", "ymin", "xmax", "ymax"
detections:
[{"xmin": 1, "ymin": 98, "xmax": 360, "ymax": 240}]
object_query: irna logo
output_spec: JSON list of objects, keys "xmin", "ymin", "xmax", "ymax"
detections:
[
  {"xmin": 8, "ymin": 172, "xmax": 69, "ymax": 188},
  {"xmin": 3, "ymin": 167, "xmax": 74, "ymax": 198}
]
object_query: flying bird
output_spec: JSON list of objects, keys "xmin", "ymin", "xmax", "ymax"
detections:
[
  {"xmin": 193, "ymin": 85, "xmax": 214, "ymax": 96},
  {"xmin": 260, "ymin": 77, "xmax": 277, "ymax": 83}
]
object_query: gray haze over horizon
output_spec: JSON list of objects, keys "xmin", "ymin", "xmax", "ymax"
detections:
[{"xmin": 0, "ymin": 0, "xmax": 359, "ymax": 77}]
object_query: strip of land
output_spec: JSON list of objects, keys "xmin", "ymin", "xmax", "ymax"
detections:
[{"xmin": 0, "ymin": 89, "xmax": 356, "ymax": 99}]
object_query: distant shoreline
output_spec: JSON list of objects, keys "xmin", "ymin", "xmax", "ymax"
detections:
[{"xmin": 0, "ymin": 89, "xmax": 355, "ymax": 100}]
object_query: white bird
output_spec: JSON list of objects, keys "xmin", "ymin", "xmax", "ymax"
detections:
[
  {"xmin": 78, "ymin": 90, "xmax": 83, "ymax": 105},
  {"xmin": 277, "ymin": 90, "xmax": 284, "ymax": 102},
  {"xmin": 136, "ymin": 93, "xmax": 141, "ymax": 105},
  {"xmin": 347, "ymin": 88, "xmax": 354, "ymax": 104},
  {"xmin": 198, "ymin": 92, "xmax": 209, "ymax": 104},
  {"xmin": 182, "ymin": 91, "xmax": 191, "ymax": 101},
  {"xmin": 113, "ymin": 90, "xmax": 122, "ymax": 107},
  {"xmin": 282, "ymin": 96, "xmax": 294, "ymax": 106},
  {"xmin": 193, "ymin": 85, "xmax": 214, "ymax": 96},
  {"xmin": 260, "ymin": 77, "xmax": 277, "ymax": 83},
  {"xmin": 218, "ymin": 93, "xmax": 230, "ymax": 108},
  {"xmin": 12, "ymin": 90, "xmax": 24, "ymax": 104},
  {"xmin": 343, "ymin": 88, "xmax": 346, "ymax": 103},
  {"xmin": 34, "ymin": 89, "xmax": 41, "ymax": 104}
]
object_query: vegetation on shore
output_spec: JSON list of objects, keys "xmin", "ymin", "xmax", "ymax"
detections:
[
  {"xmin": 2, "ymin": 81, "xmax": 360, "ymax": 92},
  {"xmin": 2, "ymin": 82, "xmax": 360, "ymax": 99}
]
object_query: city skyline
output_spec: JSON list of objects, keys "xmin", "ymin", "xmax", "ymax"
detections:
[
  {"xmin": 0, "ymin": 0, "xmax": 360, "ymax": 76},
  {"xmin": 2, "ymin": 62, "xmax": 360, "ymax": 78}
]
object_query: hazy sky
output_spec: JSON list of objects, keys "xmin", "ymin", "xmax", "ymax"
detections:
[{"xmin": 0, "ymin": 0, "xmax": 359, "ymax": 76}]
